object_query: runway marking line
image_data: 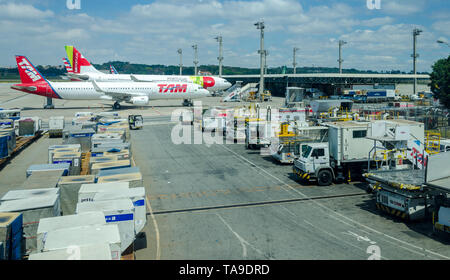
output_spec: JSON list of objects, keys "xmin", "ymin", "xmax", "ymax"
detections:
[{"xmin": 219, "ymin": 144, "xmax": 450, "ymax": 260}]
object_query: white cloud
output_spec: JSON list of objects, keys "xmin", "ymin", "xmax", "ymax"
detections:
[
  {"xmin": 382, "ymin": 0, "xmax": 425, "ymax": 15},
  {"xmin": 0, "ymin": 2, "xmax": 53, "ymax": 19}
]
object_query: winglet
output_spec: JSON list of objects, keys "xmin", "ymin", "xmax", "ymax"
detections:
[
  {"xmin": 130, "ymin": 74, "xmax": 140, "ymax": 82},
  {"xmin": 92, "ymin": 80, "xmax": 103, "ymax": 92}
]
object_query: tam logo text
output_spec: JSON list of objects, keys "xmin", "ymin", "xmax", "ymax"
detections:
[
  {"xmin": 18, "ymin": 58, "xmax": 41, "ymax": 82},
  {"xmin": 158, "ymin": 84, "xmax": 187, "ymax": 93}
]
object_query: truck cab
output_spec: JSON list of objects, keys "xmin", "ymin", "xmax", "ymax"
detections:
[{"xmin": 293, "ymin": 142, "xmax": 334, "ymax": 186}]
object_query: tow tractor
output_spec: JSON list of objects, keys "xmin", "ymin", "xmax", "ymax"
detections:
[{"xmin": 128, "ymin": 115, "xmax": 143, "ymax": 130}]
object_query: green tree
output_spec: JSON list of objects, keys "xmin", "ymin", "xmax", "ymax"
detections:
[{"xmin": 430, "ymin": 55, "xmax": 450, "ymax": 108}]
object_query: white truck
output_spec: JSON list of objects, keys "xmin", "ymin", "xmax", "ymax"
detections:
[
  {"xmin": 293, "ymin": 120, "xmax": 425, "ymax": 186},
  {"xmin": 293, "ymin": 121, "xmax": 379, "ymax": 185}
]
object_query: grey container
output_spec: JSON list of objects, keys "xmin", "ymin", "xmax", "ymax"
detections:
[
  {"xmin": 52, "ymin": 152, "xmax": 82, "ymax": 176},
  {"xmin": 97, "ymin": 167, "xmax": 143, "ymax": 188},
  {"xmin": 62, "ymin": 127, "xmax": 95, "ymax": 152},
  {"xmin": 89, "ymin": 155, "xmax": 119, "ymax": 169},
  {"xmin": 48, "ymin": 116, "xmax": 65, "ymax": 137},
  {"xmin": 92, "ymin": 149, "xmax": 130, "ymax": 160},
  {"xmin": 0, "ymin": 195, "xmax": 60, "ymax": 255},
  {"xmin": 36, "ymin": 211, "xmax": 106, "ymax": 251},
  {"xmin": 76, "ymin": 199, "xmax": 135, "ymax": 253},
  {"xmin": 26, "ymin": 163, "xmax": 70, "ymax": 178},
  {"xmin": 1, "ymin": 188, "xmax": 59, "ymax": 201},
  {"xmin": 57, "ymin": 175, "xmax": 96, "ymax": 215},
  {"xmin": 29, "ymin": 243, "xmax": 112, "ymax": 260},
  {"xmin": 90, "ymin": 160, "xmax": 131, "ymax": 175},
  {"xmin": 42, "ymin": 224, "xmax": 122, "ymax": 260},
  {"xmin": 21, "ymin": 170, "xmax": 64, "ymax": 190},
  {"xmin": 91, "ymin": 142, "xmax": 131, "ymax": 153},
  {"xmin": 18, "ymin": 117, "xmax": 40, "ymax": 136},
  {"xmin": 48, "ymin": 144, "xmax": 81, "ymax": 163}
]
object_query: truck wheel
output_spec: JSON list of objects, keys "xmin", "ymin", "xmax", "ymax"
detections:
[{"xmin": 317, "ymin": 170, "xmax": 333, "ymax": 186}]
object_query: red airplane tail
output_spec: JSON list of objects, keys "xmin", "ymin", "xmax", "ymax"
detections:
[{"xmin": 15, "ymin": 55, "xmax": 46, "ymax": 84}]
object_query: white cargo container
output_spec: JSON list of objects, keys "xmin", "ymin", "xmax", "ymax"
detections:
[
  {"xmin": 36, "ymin": 211, "xmax": 106, "ymax": 251},
  {"xmin": 29, "ymin": 243, "xmax": 112, "ymax": 260},
  {"xmin": 92, "ymin": 187, "xmax": 146, "ymax": 233},
  {"xmin": 48, "ymin": 116, "xmax": 65, "ymax": 138},
  {"xmin": 1, "ymin": 188, "xmax": 59, "ymax": 201},
  {"xmin": 76, "ymin": 199, "xmax": 135, "ymax": 253},
  {"xmin": 48, "ymin": 144, "xmax": 81, "ymax": 163},
  {"xmin": 0, "ymin": 195, "xmax": 60, "ymax": 254},
  {"xmin": 52, "ymin": 152, "xmax": 82, "ymax": 176},
  {"xmin": 42, "ymin": 224, "xmax": 121, "ymax": 259},
  {"xmin": 97, "ymin": 168, "xmax": 143, "ymax": 188},
  {"xmin": 78, "ymin": 182, "xmax": 130, "ymax": 203},
  {"xmin": 26, "ymin": 163, "xmax": 70, "ymax": 178}
]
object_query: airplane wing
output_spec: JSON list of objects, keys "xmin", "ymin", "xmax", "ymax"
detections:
[{"xmin": 91, "ymin": 81, "xmax": 147, "ymax": 101}]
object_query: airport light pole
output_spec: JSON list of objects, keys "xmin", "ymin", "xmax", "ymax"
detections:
[
  {"xmin": 338, "ymin": 40, "xmax": 347, "ymax": 74},
  {"xmin": 192, "ymin": 44, "xmax": 198, "ymax": 76},
  {"xmin": 293, "ymin": 47, "xmax": 299, "ymax": 74},
  {"xmin": 215, "ymin": 36, "xmax": 223, "ymax": 77},
  {"xmin": 411, "ymin": 28, "xmax": 422, "ymax": 97},
  {"xmin": 264, "ymin": 50, "xmax": 269, "ymax": 75},
  {"xmin": 255, "ymin": 20, "xmax": 265, "ymax": 102},
  {"xmin": 177, "ymin": 49, "xmax": 183, "ymax": 75}
]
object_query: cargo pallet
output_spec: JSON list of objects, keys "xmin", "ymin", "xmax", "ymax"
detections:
[{"xmin": 0, "ymin": 131, "xmax": 43, "ymax": 170}]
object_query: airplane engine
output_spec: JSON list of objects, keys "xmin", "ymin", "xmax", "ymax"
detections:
[{"xmin": 130, "ymin": 96, "xmax": 149, "ymax": 105}]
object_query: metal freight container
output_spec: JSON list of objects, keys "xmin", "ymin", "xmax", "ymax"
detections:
[
  {"xmin": 0, "ymin": 212, "xmax": 23, "ymax": 260},
  {"xmin": 18, "ymin": 117, "xmax": 41, "ymax": 136},
  {"xmin": 90, "ymin": 142, "xmax": 131, "ymax": 154},
  {"xmin": 57, "ymin": 175, "xmax": 96, "ymax": 215},
  {"xmin": 78, "ymin": 182, "xmax": 130, "ymax": 203},
  {"xmin": 1, "ymin": 188, "xmax": 59, "ymax": 201},
  {"xmin": 76, "ymin": 199, "xmax": 135, "ymax": 253},
  {"xmin": 97, "ymin": 167, "xmax": 143, "ymax": 188},
  {"xmin": 20, "ymin": 170, "xmax": 64, "ymax": 190},
  {"xmin": 41, "ymin": 224, "xmax": 121, "ymax": 259},
  {"xmin": 52, "ymin": 151, "xmax": 82, "ymax": 175},
  {"xmin": 36, "ymin": 211, "xmax": 106, "ymax": 251},
  {"xmin": 0, "ymin": 128, "xmax": 16, "ymax": 155},
  {"xmin": 0, "ymin": 135, "xmax": 8, "ymax": 158},
  {"xmin": 26, "ymin": 163, "xmax": 70, "ymax": 178},
  {"xmin": 93, "ymin": 187, "xmax": 146, "ymax": 233},
  {"xmin": 62, "ymin": 127, "xmax": 95, "ymax": 152},
  {"xmin": 29, "ymin": 243, "xmax": 112, "ymax": 260},
  {"xmin": 89, "ymin": 155, "xmax": 119, "ymax": 169},
  {"xmin": 48, "ymin": 144, "xmax": 81, "ymax": 163},
  {"xmin": 90, "ymin": 160, "xmax": 131, "ymax": 175},
  {"xmin": 0, "ymin": 195, "xmax": 60, "ymax": 254},
  {"xmin": 92, "ymin": 149, "xmax": 130, "ymax": 160},
  {"xmin": 48, "ymin": 116, "xmax": 64, "ymax": 138}
]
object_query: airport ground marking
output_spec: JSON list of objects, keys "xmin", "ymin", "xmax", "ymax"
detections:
[{"xmin": 219, "ymin": 144, "xmax": 450, "ymax": 260}]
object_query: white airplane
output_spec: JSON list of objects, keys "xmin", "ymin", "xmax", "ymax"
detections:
[
  {"xmin": 11, "ymin": 55, "xmax": 210, "ymax": 109},
  {"xmin": 64, "ymin": 46, "xmax": 232, "ymax": 93}
]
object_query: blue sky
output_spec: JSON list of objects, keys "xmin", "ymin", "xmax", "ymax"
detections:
[{"xmin": 0, "ymin": 0, "xmax": 449, "ymax": 72}]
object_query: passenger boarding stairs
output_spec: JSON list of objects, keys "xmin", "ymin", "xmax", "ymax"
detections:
[{"xmin": 222, "ymin": 82, "xmax": 258, "ymax": 102}]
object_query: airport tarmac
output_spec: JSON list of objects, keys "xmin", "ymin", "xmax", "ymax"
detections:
[{"xmin": 0, "ymin": 83, "xmax": 449, "ymax": 260}]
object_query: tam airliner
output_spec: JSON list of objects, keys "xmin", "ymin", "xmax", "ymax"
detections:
[
  {"xmin": 11, "ymin": 56, "xmax": 210, "ymax": 109},
  {"xmin": 64, "ymin": 46, "xmax": 232, "ymax": 93}
]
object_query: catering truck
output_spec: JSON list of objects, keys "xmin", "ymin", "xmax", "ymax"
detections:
[
  {"xmin": 293, "ymin": 119, "xmax": 425, "ymax": 186},
  {"xmin": 293, "ymin": 121, "xmax": 376, "ymax": 185}
]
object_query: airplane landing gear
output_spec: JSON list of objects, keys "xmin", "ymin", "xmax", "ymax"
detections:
[
  {"xmin": 44, "ymin": 97, "xmax": 54, "ymax": 109},
  {"xmin": 113, "ymin": 102, "xmax": 121, "ymax": 110},
  {"xmin": 182, "ymin": 99, "xmax": 193, "ymax": 107}
]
